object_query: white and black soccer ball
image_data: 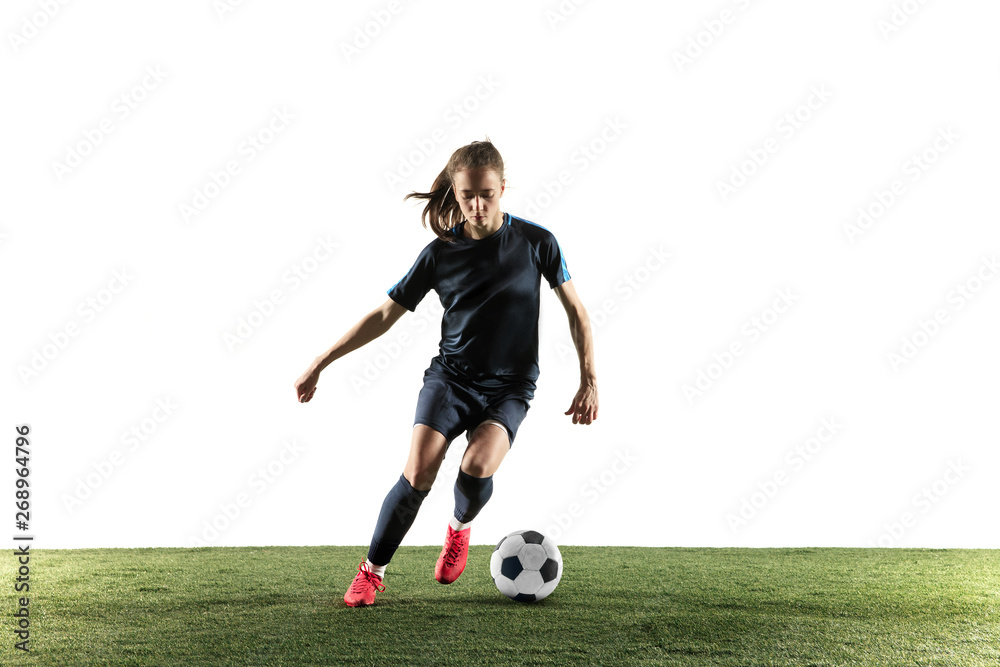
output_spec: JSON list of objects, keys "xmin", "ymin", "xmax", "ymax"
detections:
[{"xmin": 490, "ymin": 530, "xmax": 563, "ymax": 602}]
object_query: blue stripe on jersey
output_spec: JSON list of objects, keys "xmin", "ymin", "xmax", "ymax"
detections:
[{"xmin": 516, "ymin": 217, "xmax": 571, "ymax": 285}]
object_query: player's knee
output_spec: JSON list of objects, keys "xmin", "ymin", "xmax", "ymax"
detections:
[
  {"xmin": 403, "ymin": 467, "xmax": 436, "ymax": 492},
  {"xmin": 460, "ymin": 451, "xmax": 501, "ymax": 478},
  {"xmin": 462, "ymin": 426, "xmax": 509, "ymax": 477},
  {"xmin": 461, "ymin": 463, "xmax": 486, "ymax": 477}
]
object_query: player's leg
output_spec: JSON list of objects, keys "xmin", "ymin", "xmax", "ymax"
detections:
[
  {"xmin": 452, "ymin": 418, "xmax": 511, "ymax": 528},
  {"xmin": 347, "ymin": 365, "xmax": 470, "ymax": 606},
  {"xmin": 371, "ymin": 369, "xmax": 465, "ymax": 567},
  {"xmin": 369, "ymin": 425, "xmax": 449, "ymax": 567},
  {"xmin": 346, "ymin": 425, "xmax": 449, "ymax": 607},
  {"xmin": 434, "ymin": 421, "xmax": 509, "ymax": 585},
  {"xmin": 402, "ymin": 424, "xmax": 451, "ymax": 491},
  {"xmin": 461, "ymin": 420, "xmax": 511, "ymax": 476},
  {"xmin": 436, "ymin": 395, "xmax": 530, "ymax": 584},
  {"xmin": 455, "ymin": 395, "xmax": 530, "ymax": 522}
]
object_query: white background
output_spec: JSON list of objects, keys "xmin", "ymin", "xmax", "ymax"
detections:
[{"xmin": 3, "ymin": 0, "xmax": 998, "ymax": 550}]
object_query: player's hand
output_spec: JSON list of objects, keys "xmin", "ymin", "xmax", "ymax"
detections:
[
  {"xmin": 565, "ymin": 382, "xmax": 598, "ymax": 425},
  {"xmin": 294, "ymin": 367, "xmax": 320, "ymax": 403}
]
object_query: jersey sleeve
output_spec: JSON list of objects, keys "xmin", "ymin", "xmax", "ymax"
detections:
[
  {"xmin": 387, "ymin": 242, "xmax": 436, "ymax": 311},
  {"xmin": 539, "ymin": 230, "xmax": 571, "ymax": 289}
]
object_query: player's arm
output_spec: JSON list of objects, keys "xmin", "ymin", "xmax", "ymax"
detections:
[
  {"xmin": 294, "ymin": 298, "xmax": 408, "ymax": 402},
  {"xmin": 553, "ymin": 280, "xmax": 598, "ymax": 424}
]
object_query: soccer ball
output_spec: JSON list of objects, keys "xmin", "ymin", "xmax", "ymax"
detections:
[{"xmin": 490, "ymin": 530, "xmax": 563, "ymax": 602}]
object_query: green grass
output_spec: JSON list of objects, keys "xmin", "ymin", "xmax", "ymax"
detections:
[{"xmin": 3, "ymin": 547, "xmax": 998, "ymax": 666}]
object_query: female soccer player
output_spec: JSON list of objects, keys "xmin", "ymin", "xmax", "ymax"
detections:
[{"xmin": 293, "ymin": 138, "xmax": 598, "ymax": 607}]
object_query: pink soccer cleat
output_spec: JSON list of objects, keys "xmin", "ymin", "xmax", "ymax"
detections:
[
  {"xmin": 435, "ymin": 524, "xmax": 471, "ymax": 584},
  {"xmin": 344, "ymin": 561, "xmax": 386, "ymax": 607}
]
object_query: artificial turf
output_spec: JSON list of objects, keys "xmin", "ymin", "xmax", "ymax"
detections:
[{"xmin": 2, "ymin": 546, "xmax": 998, "ymax": 665}]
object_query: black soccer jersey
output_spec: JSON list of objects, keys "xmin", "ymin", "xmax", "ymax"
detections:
[{"xmin": 388, "ymin": 212, "xmax": 571, "ymax": 388}]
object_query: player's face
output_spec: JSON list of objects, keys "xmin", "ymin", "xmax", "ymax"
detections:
[{"xmin": 453, "ymin": 168, "xmax": 505, "ymax": 235}]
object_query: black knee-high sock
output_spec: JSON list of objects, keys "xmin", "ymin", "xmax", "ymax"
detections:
[
  {"xmin": 368, "ymin": 473, "xmax": 430, "ymax": 566},
  {"xmin": 453, "ymin": 469, "xmax": 494, "ymax": 523}
]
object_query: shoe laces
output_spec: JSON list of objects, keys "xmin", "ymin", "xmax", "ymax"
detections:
[
  {"xmin": 443, "ymin": 529, "xmax": 469, "ymax": 567},
  {"xmin": 351, "ymin": 561, "xmax": 385, "ymax": 593}
]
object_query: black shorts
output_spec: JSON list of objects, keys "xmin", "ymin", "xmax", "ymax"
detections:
[{"xmin": 413, "ymin": 357, "xmax": 535, "ymax": 448}]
